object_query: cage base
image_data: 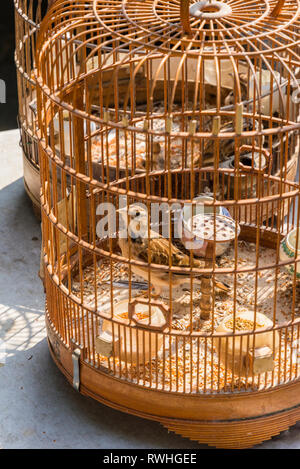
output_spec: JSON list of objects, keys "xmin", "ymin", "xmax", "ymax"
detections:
[
  {"xmin": 162, "ymin": 410, "xmax": 300, "ymax": 448},
  {"xmin": 46, "ymin": 312, "xmax": 300, "ymax": 449}
]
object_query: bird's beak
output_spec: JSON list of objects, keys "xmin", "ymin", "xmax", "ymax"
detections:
[{"xmin": 116, "ymin": 207, "xmax": 127, "ymax": 213}]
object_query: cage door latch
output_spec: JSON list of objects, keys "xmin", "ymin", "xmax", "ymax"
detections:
[{"xmin": 72, "ymin": 348, "xmax": 81, "ymax": 391}]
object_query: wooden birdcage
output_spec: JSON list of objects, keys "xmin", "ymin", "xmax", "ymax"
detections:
[
  {"xmin": 36, "ymin": 0, "xmax": 300, "ymax": 448},
  {"xmin": 14, "ymin": 0, "xmax": 56, "ymax": 217}
]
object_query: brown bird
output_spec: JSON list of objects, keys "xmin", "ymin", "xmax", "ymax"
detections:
[
  {"xmin": 224, "ymin": 72, "xmax": 248, "ymax": 107},
  {"xmin": 118, "ymin": 205, "xmax": 229, "ymax": 296},
  {"xmin": 193, "ymin": 118, "xmax": 261, "ymax": 167}
]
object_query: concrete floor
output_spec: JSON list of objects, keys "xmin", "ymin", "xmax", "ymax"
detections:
[{"xmin": 1, "ymin": 129, "xmax": 300, "ymax": 449}]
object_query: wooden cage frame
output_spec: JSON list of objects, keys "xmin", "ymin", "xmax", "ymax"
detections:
[{"xmin": 36, "ymin": 0, "xmax": 300, "ymax": 448}]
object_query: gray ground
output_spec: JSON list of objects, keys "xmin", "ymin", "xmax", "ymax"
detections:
[{"xmin": 0, "ymin": 129, "xmax": 300, "ymax": 449}]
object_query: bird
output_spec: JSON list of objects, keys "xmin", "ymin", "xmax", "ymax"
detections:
[
  {"xmin": 117, "ymin": 204, "xmax": 230, "ymax": 297},
  {"xmin": 193, "ymin": 118, "xmax": 262, "ymax": 167},
  {"xmin": 224, "ymin": 73, "xmax": 248, "ymax": 107}
]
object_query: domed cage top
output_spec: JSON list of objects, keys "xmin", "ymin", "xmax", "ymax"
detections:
[{"xmin": 36, "ymin": 0, "xmax": 300, "ymax": 448}]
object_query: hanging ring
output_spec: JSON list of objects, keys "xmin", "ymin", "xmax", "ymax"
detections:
[{"xmin": 180, "ymin": 0, "xmax": 286, "ymax": 35}]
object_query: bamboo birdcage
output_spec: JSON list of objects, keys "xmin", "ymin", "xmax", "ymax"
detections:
[
  {"xmin": 14, "ymin": 0, "xmax": 56, "ymax": 217},
  {"xmin": 36, "ymin": 0, "xmax": 300, "ymax": 448}
]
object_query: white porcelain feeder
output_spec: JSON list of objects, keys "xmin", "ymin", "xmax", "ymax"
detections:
[
  {"xmin": 96, "ymin": 299, "xmax": 168, "ymax": 364},
  {"xmin": 181, "ymin": 212, "xmax": 239, "ymax": 257},
  {"xmin": 216, "ymin": 311, "xmax": 279, "ymax": 376},
  {"xmin": 280, "ymin": 227, "xmax": 300, "ymax": 279}
]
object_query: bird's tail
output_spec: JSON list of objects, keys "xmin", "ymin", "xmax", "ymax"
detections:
[{"xmin": 214, "ymin": 280, "xmax": 230, "ymax": 293}]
